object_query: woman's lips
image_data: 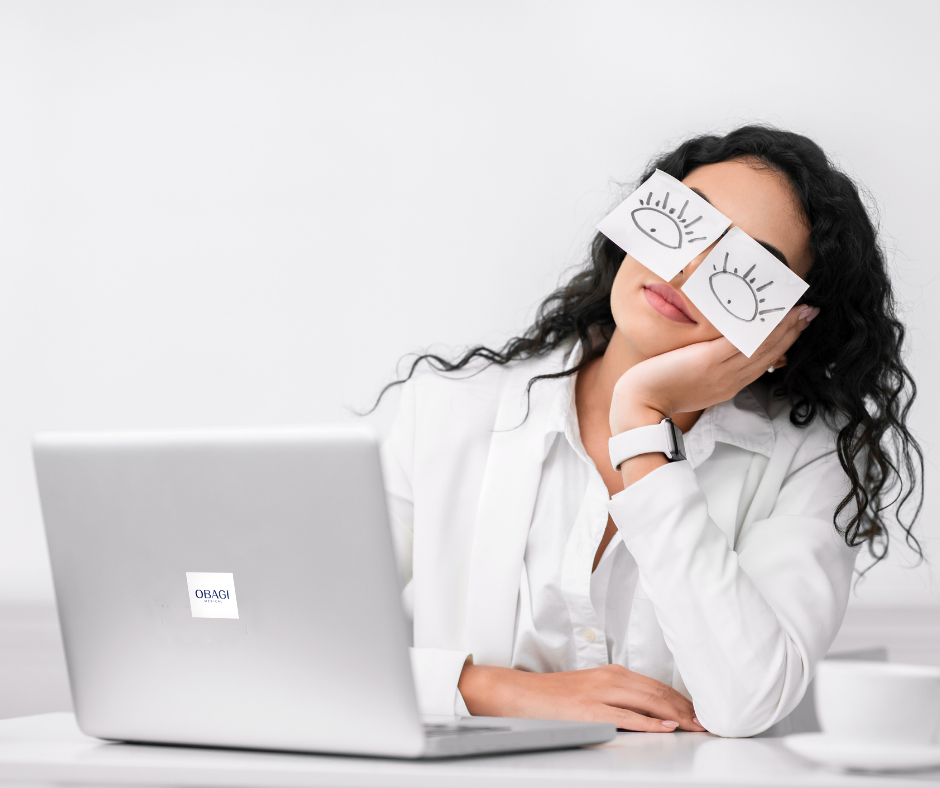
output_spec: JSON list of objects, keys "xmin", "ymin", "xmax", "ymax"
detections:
[{"xmin": 642, "ymin": 284, "xmax": 696, "ymax": 324}]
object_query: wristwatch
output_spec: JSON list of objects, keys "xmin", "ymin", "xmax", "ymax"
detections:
[{"xmin": 608, "ymin": 417, "xmax": 686, "ymax": 471}]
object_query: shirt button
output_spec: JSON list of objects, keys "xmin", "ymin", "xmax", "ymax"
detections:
[{"xmin": 583, "ymin": 628, "xmax": 596, "ymax": 643}]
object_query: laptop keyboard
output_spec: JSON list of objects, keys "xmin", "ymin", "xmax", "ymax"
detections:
[{"xmin": 423, "ymin": 723, "xmax": 512, "ymax": 738}]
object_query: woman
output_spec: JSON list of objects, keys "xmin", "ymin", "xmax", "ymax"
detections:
[{"xmin": 378, "ymin": 126, "xmax": 922, "ymax": 737}]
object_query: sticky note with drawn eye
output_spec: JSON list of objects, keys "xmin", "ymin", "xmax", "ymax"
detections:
[
  {"xmin": 681, "ymin": 227, "xmax": 809, "ymax": 357},
  {"xmin": 596, "ymin": 169, "xmax": 732, "ymax": 281}
]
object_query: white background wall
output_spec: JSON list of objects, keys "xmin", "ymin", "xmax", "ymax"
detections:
[{"xmin": 1, "ymin": 0, "xmax": 937, "ymax": 607}]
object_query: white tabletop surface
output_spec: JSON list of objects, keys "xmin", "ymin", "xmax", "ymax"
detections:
[{"xmin": 0, "ymin": 713, "xmax": 937, "ymax": 788}]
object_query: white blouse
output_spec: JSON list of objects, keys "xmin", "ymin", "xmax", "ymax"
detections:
[
  {"xmin": 381, "ymin": 342, "xmax": 860, "ymax": 737},
  {"xmin": 513, "ymin": 353, "xmax": 640, "ymax": 675}
]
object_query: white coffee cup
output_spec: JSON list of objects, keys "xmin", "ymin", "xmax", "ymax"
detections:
[{"xmin": 815, "ymin": 660, "xmax": 940, "ymax": 744}]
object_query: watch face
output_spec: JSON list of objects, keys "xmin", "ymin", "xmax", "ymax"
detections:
[
  {"xmin": 673, "ymin": 433, "xmax": 687, "ymax": 461},
  {"xmin": 665, "ymin": 419, "xmax": 686, "ymax": 461}
]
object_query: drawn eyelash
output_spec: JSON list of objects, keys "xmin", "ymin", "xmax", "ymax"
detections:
[
  {"xmin": 631, "ymin": 191, "xmax": 707, "ymax": 249},
  {"xmin": 709, "ymin": 253, "xmax": 785, "ymax": 323}
]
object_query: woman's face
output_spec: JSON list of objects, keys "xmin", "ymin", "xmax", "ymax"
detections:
[{"xmin": 610, "ymin": 158, "xmax": 813, "ymax": 359}]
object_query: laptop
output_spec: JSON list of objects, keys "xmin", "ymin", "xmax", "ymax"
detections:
[{"xmin": 32, "ymin": 426, "xmax": 615, "ymax": 758}]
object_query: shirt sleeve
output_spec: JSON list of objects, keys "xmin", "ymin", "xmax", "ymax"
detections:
[
  {"xmin": 409, "ymin": 648, "xmax": 474, "ymax": 717},
  {"xmin": 607, "ymin": 448, "xmax": 859, "ymax": 738},
  {"xmin": 380, "ymin": 379, "xmax": 474, "ymax": 718},
  {"xmin": 380, "ymin": 381, "xmax": 416, "ymax": 593}
]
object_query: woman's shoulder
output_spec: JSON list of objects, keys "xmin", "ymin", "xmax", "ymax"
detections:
[
  {"xmin": 404, "ymin": 344, "xmax": 573, "ymax": 415},
  {"xmin": 382, "ymin": 345, "xmax": 572, "ymax": 477}
]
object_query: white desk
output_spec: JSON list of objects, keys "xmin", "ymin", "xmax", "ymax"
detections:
[{"xmin": 0, "ymin": 713, "xmax": 937, "ymax": 788}]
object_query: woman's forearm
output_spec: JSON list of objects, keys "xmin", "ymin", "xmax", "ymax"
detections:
[
  {"xmin": 458, "ymin": 662, "xmax": 704, "ymax": 731},
  {"xmin": 458, "ymin": 664, "xmax": 518, "ymax": 717},
  {"xmin": 608, "ymin": 460, "xmax": 855, "ymax": 737}
]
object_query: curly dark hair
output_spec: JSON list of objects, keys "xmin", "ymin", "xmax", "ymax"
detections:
[{"xmin": 376, "ymin": 125, "xmax": 923, "ymax": 567}]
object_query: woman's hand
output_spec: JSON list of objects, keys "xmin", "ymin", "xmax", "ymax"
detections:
[
  {"xmin": 609, "ymin": 304, "xmax": 819, "ymax": 435},
  {"xmin": 457, "ymin": 663, "xmax": 707, "ymax": 732}
]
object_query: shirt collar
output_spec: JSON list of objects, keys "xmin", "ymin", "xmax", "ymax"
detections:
[
  {"xmin": 682, "ymin": 385, "xmax": 776, "ymax": 468},
  {"xmin": 544, "ymin": 342, "xmax": 586, "ymax": 461},
  {"xmin": 541, "ymin": 340, "xmax": 776, "ymax": 469}
]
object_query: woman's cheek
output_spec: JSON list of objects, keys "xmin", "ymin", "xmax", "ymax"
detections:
[
  {"xmin": 610, "ymin": 255, "xmax": 722, "ymax": 354},
  {"xmin": 609, "ymin": 257, "xmax": 647, "ymax": 328}
]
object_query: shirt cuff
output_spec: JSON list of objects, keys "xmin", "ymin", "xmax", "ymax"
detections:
[
  {"xmin": 455, "ymin": 688, "xmax": 471, "ymax": 717},
  {"xmin": 409, "ymin": 647, "xmax": 473, "ymax": 717},
  {"xmin": 607, "ymin": 460, "xmax": 694, "ymax": 539}
]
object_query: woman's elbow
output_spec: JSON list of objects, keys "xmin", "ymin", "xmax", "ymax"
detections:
[
  {"xmin": 697, "ymin": 710, "xmax": 775, "ymax": 738},
  {"xmin": 694, "ymin": 644, "xmax": 809, "ymax": 737},
  {"xmin": 694, "ymin": 680, "xmax": 798, "ymax": 738}
]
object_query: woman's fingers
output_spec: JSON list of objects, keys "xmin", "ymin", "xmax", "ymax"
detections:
[
  {"xmin": 751, "ymin": 304, "xmax": 806, "ymax": 358},
  {"xmin": 714, "ymin": 302, "xmax": 812, "ymax": 374},
  {"xmin": 743, "ymin": 304, "xmax": 816, "ymax": 376},
  {"xmin": 705, "ymin": 334, "xmax": 744, "ymax": 362},
  {"xmin": 613, "ymin": 668, "xmax": 696, "ymax": 714},
  {"xmin": 603, "ymin": 687, "xmax": 701, "ymax": 731},
  {"xmin": 592, "ymin": 704, "xmax": 682, "ymax": 733},
  {"xmin": 600, "ymin": 667, "xmax": 703, "ymax": 730}
]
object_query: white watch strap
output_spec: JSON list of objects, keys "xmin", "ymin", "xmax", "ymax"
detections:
[{"xmin": 608, "ymin": 419, "xmax": 685, "ymax": 470}]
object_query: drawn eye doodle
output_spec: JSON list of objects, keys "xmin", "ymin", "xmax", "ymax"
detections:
[
  {"xmin": 631, "ymin": 190, "xmax": 709, "ymax": 249},
  {"xmin": 709, "ymin": 253, "xmax": 787, "ymax": 323}
]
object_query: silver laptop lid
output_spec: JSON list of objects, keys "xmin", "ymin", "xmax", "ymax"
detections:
[{"xmin": 33, "ymin": 426, "xmax": 426, "ymax": 757}]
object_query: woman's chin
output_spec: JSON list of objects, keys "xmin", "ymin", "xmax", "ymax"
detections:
[{"xmin": 615, "ymin": 322, "xmax": 691, "ymax": 359}]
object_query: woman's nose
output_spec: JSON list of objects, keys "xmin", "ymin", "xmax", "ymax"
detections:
[{"xmin": 670, "ymin": 247, "xmax": 711, "ymax": 286}]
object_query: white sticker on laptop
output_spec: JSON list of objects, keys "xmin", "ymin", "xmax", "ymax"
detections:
[
  {"xmin": 596, "ymin": 169, "xmax": 731, "ymax": 281},
  {"xmin": 681, "ymin": 227, "xmax": 809, "ymax": 357},
  {"xmin": 186, "ymin": 572, "xmax": 240, "ymax": 619}
]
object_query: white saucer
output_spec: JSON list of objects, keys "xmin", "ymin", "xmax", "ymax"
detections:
[{"xmin": 783, "ymin": 733, "xmax": 940, "ymax": 772}]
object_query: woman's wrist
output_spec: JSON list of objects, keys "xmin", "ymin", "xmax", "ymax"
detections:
[
  {"xmin": 458, "ymin": 663, "xmax": 517, "ymax": 718},
  {"xmin": 610, "ymin": 406, "xmax": 672, "ymax": 487},
  {"xmin": 610, "ymin": 404, "xmax": 667, "ymax": 436},
  {"xmin": 619, "ymin": 451, "xmax": 669, "ymax": 488}
]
